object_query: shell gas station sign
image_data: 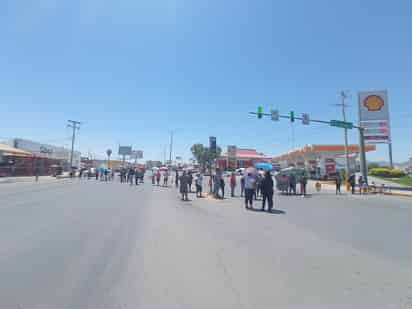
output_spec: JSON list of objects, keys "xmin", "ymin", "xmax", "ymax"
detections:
[{"xmin": 358, "ymin": 90, "xmax": 391, "ymax": 144}]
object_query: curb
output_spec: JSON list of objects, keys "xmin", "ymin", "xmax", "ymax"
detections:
[{"xmin": 383, "ymin": 192, "xmax": 412, "ymax": 198}]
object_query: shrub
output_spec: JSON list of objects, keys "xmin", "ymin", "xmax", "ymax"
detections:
[
  {"xmin": 369, "ymin": 168, "xmax": 406, "ymax": 178},
  {"xmin": 368, "ymin": 162, "xmax": 380, "ymax": 170}
]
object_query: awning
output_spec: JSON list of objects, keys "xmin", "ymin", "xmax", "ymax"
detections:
[{"xmin": 0, "ymin": 143, "xmax": 33, "ymax": 157}]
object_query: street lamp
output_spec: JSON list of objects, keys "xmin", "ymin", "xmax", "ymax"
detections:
[
  {"xmin": 106, "ymin": 149, "xmax": 112, "ymax": 169},
  {"xmin": 169, "ymin": 129, "xmax": 181, "ymax": 167}
]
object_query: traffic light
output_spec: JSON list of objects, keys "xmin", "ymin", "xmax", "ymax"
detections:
[
  {"xmin": 290, "ymin": 111, "xmax": 295, "ymax": 122},
  {"xmin": 302, "ymin": 113, "xmax": 310, "ymax": 125},
  {"xmin": 257, "ymin": 106, "xmax": 263, "ymax": 119},
  {"xmin": 271, "ymin": 109, "xmax": 279, "ymax": 121}
]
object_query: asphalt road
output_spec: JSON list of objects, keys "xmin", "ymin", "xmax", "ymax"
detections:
[{"xmin": 1, "ymin": 178, "xmax": 412, "ymax": 309}]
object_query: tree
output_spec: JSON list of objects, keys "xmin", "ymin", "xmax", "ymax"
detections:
[
  {"xmin": 190, "ymin": 143, "xmax": 222, "ymax": 172},
  {"xmin": 106, "ymin": 149, "xmax": 112, "ymax": 168},
  {"xmin": 190, "ymin": 144, "xmax": 205, "ymax": 166}
]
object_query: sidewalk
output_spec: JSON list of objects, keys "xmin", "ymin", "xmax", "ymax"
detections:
[{"xmin": 310, "ymin": 180, "xmax": 412, "ymax": 198}]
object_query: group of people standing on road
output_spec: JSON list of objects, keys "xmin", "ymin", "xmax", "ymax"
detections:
[
  {"xmin": 148, "ymin": 167, "xmax": 276, "ymax": 212},
  {"xmin": 151, "ymin": 169, "xmax": 170, "ymax": 187},
  {"xmin": 119, "ymin": 167, "xmax": 145, "ymax": 186},
  {"xmin": 242, "ymin": 171, "xmax": 274, "ymax": 212},
  {"xmin": 275, "ymin": 173, "xmax": 308, "ymax": 196},
  {"xmin": 208, "ymin": 169, "xmax": 276, "ymax": 212},
  {"xmin": 178, "ymin": 171, "xmax": 203, "ymax": 201},
  {"xmin": 337, "ymin": 173, "xmax": 368, "ymax": 195}
]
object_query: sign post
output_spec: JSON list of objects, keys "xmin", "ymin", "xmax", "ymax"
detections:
[{"xmin": 330, "ymin": 120, "xmax": 354, "ymax": 129}]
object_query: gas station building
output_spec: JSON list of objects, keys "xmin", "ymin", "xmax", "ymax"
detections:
[{"xmin": 271, "ymin": 144, "xmax": 376, "ymax": 178}]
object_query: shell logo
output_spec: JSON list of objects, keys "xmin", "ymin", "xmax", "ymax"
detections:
[{"xmin": 363, "ymin": 95, "xmax": 384, "ymax": 111}]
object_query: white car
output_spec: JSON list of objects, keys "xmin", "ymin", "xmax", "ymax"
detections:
[{"xmin": 236, "ymin": 168, "xmax": 245, "ymax": 175}]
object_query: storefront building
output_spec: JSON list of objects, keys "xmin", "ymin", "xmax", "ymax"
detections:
[
  {"xmin": 0, "ymin": 143, "xmax": 62, "ymax": 177},
  {"xmin": 7, "ymin": 138, "xmax": 81, "ymax": 170},
  {"xmin": 216, "ymin": 148, "xmax": 270, "ymax": 170}
]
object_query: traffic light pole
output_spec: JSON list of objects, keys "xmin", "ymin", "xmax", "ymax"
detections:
[
  {"xmin": 249, "ymin": 112, "xmax": 331, "ymax": 125},
  {"xmin": 250, "ymin": 111, "xmax": 369, "ymax": 184}
]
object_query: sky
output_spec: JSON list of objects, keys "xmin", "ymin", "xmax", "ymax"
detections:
[{"xmin": 0, "ymin": 0, "xmax": 411, "ymax": 162}]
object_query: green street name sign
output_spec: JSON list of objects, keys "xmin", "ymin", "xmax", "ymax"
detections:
[{"xmin": 330, "ymin": 120, "xmax": 353, "ymax": 129}]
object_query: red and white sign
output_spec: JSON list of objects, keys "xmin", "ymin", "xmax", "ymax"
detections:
[
  {"xmin": 325, "ymin": 158, "xmax": 336, "ymax": 175},
  {"xmin": 358, "ymin": 90, "xmax": 391, "ymax": 144}
]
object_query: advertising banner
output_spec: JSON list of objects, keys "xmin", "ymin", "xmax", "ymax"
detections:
[
  {"xmin": 358, "ymin": 90, "xmax": 391, "ymax": 144},
  {"xmin": 325, "ymin": 158, "xmax": 336, "ymax": 176},
  {"xmin": 118, "ymin": 146, "xmax": 132, "ymax": 156}
]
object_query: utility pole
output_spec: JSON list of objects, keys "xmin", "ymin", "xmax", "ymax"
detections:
[
  {"xmin": 359, "ymin": 127, "xmax": 368, "ymax": 184},
  {"xmin": 169, "ymin": 130, "xmax": 173, "ymax": 166},
  {"xmin": 67, "ymin": 120, "xmax": 81, "ymax": 173},
  {"xmin": 337, "ymin": 91, "xmax": 351, "ymax": 182}
]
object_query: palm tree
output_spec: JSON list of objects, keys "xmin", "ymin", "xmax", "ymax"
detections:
[{"xmin": 106, "ymin": 149, "xmax": 112, "ymax": 168}]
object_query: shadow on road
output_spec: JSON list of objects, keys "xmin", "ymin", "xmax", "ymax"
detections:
[
  {"xmin": 269, "ymin": 209, "xmax": 286, "ymax": 215},
  {"xmin": 246, "ymin": 208, "xmax": 286, "ymax": 215},
  {"xmin": 277, "ymin": 193, "xmax": 313, "ymax": 198}
]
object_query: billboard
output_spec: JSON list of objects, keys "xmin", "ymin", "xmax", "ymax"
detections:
[
  {"xmin": 358, "ymin": 90, "xmax": 391, "ymax": 144},
  {"xmin": 118, "ymin": 146, "xmax": 132, "ymax": 156},
  {"xmin": 133, "ymin": 150, "xmax": 143, "ymax": 159}
]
